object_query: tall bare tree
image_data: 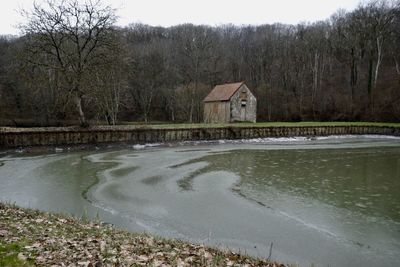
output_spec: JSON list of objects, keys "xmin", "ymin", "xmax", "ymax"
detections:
[
  {"xmin": 173, "ymin": 25, "xmax": 216, "ymax": 122},
  {"xmin": 20, "ymin": 0, "xmax": 117, "ymax": 126}
]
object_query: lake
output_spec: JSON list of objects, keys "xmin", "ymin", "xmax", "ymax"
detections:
[{"xmin": 1, "ymin": 136, "xmax": 399, "ymax": 266}]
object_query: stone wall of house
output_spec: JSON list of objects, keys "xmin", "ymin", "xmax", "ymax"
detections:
[
  {"xmin": 1, "ymin": 125, "xmax": 399, "ymax": 148},
  {"xmin": 230, "ymin": 84, "xmax": 257, "ymax": 122}
]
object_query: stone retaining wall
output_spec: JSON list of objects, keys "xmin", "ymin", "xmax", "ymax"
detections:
[{"xmin": 1, "ymin": 126, "xmax": 399, "ymax": 148}]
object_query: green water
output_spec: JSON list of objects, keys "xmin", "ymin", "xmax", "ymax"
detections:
[
  {"xmin": 0, "ymin": 136, "xmax": 399, "ymax": 266},
  {"xmin": 179, "ymin": 147, "xmax": 400, "ymax": 222}
]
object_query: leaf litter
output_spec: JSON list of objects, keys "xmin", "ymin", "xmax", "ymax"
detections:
[{"xmin": 0, "ymin": 203, "xmax": 286, "ymax": 266}]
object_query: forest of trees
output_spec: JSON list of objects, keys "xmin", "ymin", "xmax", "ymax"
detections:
[{"xmin": 0, "ymin": 0, "xmax": 399, "ymax": 126}]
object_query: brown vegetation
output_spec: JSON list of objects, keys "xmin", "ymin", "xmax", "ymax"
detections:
[
  {"xmin": 0, "ymin": 0, "xmax": 399, "ymax": 126},
  {"xmin": 0, "ymin": 203, "xmax": 284, "ymax": 266}
]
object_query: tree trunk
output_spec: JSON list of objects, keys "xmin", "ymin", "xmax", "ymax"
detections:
[
  {"xmin": 104, "ymin": 112, "xmax": 111, "ymax": 125},
  {"xmin": 349, "ymin": 48, "xmax": 358, "ymax": 117},
  {"xmin": 394, "ymin": 57, "xmax": 400, "ymax": 84},
  {"xmin": 143, "ymin": 89, "xmax": 153, "ymax": 123},
  {"xmin": 367, "ymin": 58, "xmax": 374, "ymax": 114},
  {"xmin": 374, "ymin": 36, "xmax": 383, "ymax": 89},
  {"xmin": 189, "ymin": 82, "xmax": 196, "ymax": 123},
  {"xmin": 74, "ymin": 95, "xmax": 87, "ymax": 127},
  {"xmin": 189, "ymin": 97, "xmax": 194, "ymax": 123},
  {"xmin": 171, "ymin": 107, "xmax": 175, "ymax": 122},
  {"xmin": 267, "ymin": 85, "xmax": 272, "ymax": 121},
  {"xmin": 311, "ymin": 51, "xmax": 319, "ymax": 120}
]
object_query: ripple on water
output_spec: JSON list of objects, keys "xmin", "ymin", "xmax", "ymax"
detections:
[{"xmin": 1, "ymin": 138, "xmax": 400, "ymax": 267}]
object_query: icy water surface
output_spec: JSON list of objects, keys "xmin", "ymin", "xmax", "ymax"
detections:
[{"xmin": 1, "ymin": 136, "xmax": 400, "ymax": 266}]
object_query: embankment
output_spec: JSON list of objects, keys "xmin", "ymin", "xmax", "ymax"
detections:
[
  {"xmin": 0, "ymin": 203, "xmax": 281, "ymax": 266},
  {"xmin": 1, "ymin": 125, "xmax": 399, "ymax": 148}
]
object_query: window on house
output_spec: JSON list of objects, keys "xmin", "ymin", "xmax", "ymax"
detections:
[{"xmin": 241, "ymin": 100, "xmax": 247, "ymax": 107}]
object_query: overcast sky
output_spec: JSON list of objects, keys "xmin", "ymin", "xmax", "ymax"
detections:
[{"xmin": 1, "ymin": 0, "xmax": 361, "ymax": 35}]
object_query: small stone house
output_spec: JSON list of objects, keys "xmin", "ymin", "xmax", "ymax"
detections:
[{"xmin": 203, "ymin": 82, "xmax": 256, "ymax": 123}]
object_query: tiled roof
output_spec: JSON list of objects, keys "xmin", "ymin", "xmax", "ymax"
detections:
[{"xmin": 203, "ymin": 82, "xmax": 244, "ymax": 102}]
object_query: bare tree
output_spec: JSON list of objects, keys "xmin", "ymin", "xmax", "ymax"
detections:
[
  {"xmin": 20, "ymin": 0, "xmax": 117, "ymax": 126},
  {"xmin": 174, "ymin": 25, "xmax": 216, "ymax": 122},
  {"xmin": 351, "ymin": 0, "xmax": 397, "ymax": 112},
  {"xmin": 128, "ymin": 40, "xmax": 168, "ymax": 122},
  {"xmin": 92, "ymin": 39, "xmax": 128, "ymax": 125}
]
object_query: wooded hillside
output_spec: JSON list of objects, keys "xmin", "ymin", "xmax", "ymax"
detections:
[{"xmin": 0, "ymin": 0, "xmax": 399, "ymax": 126}]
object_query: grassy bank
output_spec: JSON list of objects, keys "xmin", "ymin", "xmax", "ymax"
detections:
[
  {"xmin": 2, "ymin": 121, "xmax": 399, "ymax": 133},
  {"xmin": 127, "ymin": 121, "xmax": 400, "ymax": 129},
  {"xmin": 0, "ymin": 203, "xmax": 284, "ymax": 266}
]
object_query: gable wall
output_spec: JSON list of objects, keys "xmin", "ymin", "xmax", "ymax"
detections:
[{"xmin": 230, "ymin": 84, "xmax": 257, "ymax": 122}]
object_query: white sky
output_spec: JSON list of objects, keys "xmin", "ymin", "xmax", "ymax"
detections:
[{"xmin": 1, "ymin": 0, "xmax": 361, "ymax": 35}]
